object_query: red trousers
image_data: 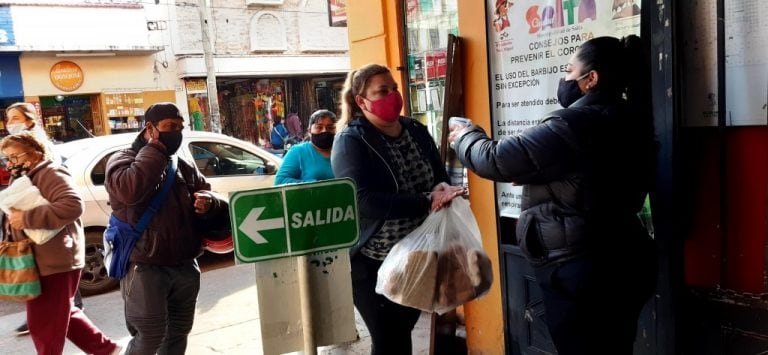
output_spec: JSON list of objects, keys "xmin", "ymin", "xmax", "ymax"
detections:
[{"xmin": 26, "ymin": 269, "xmax": 117, "ymax": 355}]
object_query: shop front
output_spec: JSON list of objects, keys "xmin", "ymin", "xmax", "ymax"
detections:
[
  {"xmin": 345, "ymin": 0, "xmax": 687, "ymax": 354},
  {"xmin": 177, "ymin": 54, "xmax": 348, "ymax": 147},
  {"xmin": 17, "ymin": 54, "xmax": 176, "ymax": 140},
  {"xmin": 182, "ymin": 74, "xmax": 345, "ymax": 148}
]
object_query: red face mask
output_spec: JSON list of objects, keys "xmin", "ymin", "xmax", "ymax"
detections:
[{"xmin": 363, "ymin": 91, "xmax": 403, "ymax": 123}]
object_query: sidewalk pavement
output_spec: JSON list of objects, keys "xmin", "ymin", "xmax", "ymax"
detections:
[{"xmin": 0, "ymin": 263, "xmax": 432, "ymax": 354}]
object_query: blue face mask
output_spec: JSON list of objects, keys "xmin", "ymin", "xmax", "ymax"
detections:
[{"xmin": 557, "ymin": 73, "xmax": 589, "ymax": 108}]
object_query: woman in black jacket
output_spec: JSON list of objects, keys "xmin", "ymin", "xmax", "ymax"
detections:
[
  {"xmin": 449, "ymin": 36, "xmax": 656, "ymax": 354},
  {"xmin": 331, "ymin": 63, "xmax": 463, "ymax": 355}
]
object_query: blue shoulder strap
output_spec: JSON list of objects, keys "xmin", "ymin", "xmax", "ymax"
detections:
[{"xmin": 134, "ymin": 156, "xmax": 177, "ymax": 234}]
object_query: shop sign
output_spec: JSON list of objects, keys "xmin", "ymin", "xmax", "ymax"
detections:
[
  {"xmin": 185, "ymin": 79, "xmax": 207, "ymax": 94},
  {"xmin": 50, "ymin": 61, "xmax": 84, "ymax": 92},
  {"xmin": 230, "ymin": 179, "xmax": 359, "ymax": 262}
]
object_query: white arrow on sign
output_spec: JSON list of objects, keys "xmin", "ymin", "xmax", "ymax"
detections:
[{"xmin": 238, "ymin": 207, "xmax": 285, "ymax": 244}]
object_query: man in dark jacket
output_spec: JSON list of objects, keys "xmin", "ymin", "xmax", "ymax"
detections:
[{"xmin": 105, "ymin": 102, "xmax": 228, "ymax": 355}]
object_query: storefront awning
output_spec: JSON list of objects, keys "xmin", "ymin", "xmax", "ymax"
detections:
[
  {"xmin": 176, "ymin": 55, "xmax": 351, "ymax": 78},
  {"xmin": 0, "ymin": 54, "xmax": 23, "ymax": 99}
]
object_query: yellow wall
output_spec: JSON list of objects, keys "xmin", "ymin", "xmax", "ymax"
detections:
[
  {"xmin": 347, "ymin": 1, "xmax": 504, "ymax": 353},
  {"xmin": 456, "ymin": 2, "xmax": 505, "ymax": 353},
  {"xmin": 347, "ymin": 0, "xmax": 406, "ymax": 99},
  {"xmin": 19, "ymin": 55, "xmax": 173, "ymax": 96}
]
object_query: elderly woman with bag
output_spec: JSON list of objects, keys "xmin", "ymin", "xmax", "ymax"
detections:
[{"xmin": 0, "ymin": 132, "xmax": 119, "ymax": 355}]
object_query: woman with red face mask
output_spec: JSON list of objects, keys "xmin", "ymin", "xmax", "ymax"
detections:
[{"xmin": 331, "ymin": 64, "xmax": 464, "ymax": 354}]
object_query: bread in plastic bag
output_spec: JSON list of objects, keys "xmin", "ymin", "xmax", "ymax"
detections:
[{"xmin": 375, "ymin": 198, "xmax": 493, "ymax": 314}]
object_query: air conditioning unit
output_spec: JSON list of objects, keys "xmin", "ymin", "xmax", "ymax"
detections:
[{"xmin": 246, "ymin": 0, "xmax": 283, "ymax": 5}]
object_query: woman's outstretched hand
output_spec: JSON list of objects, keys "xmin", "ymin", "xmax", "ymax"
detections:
[{"xmin": 430, "ymin": 182, "xmax": 465, "ymax": 211}]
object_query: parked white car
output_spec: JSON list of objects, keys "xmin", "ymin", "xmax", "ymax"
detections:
[{"xmin": 56, "ymin": 131, "xmax": 282, "ymax": 295}]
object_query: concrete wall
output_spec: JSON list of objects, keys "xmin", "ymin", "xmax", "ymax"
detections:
[{"xmin": 174, "ymin": 0, "xmax": 348, "ymax": 55}]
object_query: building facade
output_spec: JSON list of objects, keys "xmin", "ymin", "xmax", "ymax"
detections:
[
  {"xmin": 0, "ymin": 0, "xmax": 350, "ymax": 146},
  {"xmin": 0, "ymin": 0, "xmax": 178, "ymax": 140},
  {"xmin": 173, "ymin": 0, "xmax": 350, "ymax": 146}
]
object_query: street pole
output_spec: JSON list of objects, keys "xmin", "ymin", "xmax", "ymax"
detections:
[
  {"xmin": 297, "ymin": 255, "xmax": 317, "ymax": 354},
  {"xmin": 198, "ymin": 0, "xmax": 221, "ymax": 133}
]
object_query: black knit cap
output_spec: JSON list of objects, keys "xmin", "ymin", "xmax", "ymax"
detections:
[{"xmin": 145, "ymin": 102, "xmax": 184, "ymax": 124}]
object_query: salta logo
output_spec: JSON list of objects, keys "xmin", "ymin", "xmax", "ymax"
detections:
[{"xmin": 525, "ymin": 0, "xmax": 597, "ymax": 34}]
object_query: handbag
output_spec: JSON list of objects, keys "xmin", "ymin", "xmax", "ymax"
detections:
[
  {"xmin": 103, "ymin": 157, "xmax": 177, "ymax": 279},
  {"xmin": 0, "ymin": 238, "xmax": 41, "ymax": 301}
]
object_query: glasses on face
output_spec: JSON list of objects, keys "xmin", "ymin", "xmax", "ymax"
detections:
[{"xmin": 0, "ymin": 151, "xmax": 30, "ymax": 165}]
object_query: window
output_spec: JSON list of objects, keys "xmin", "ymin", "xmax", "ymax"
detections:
[
  {"xmin": 90, "ymin": 152, "xmax": 116, "ymax": 185},
  {"xmin": 189, "ymin": 142, "xmax": 270, "ymax": 177},
  {"xmin": 403, "ymin": 0, "xmax": 459, "ymax": 143},
  {"xmin": 249, "ymin": 12, "xmax": 287, "ymax": 52}
]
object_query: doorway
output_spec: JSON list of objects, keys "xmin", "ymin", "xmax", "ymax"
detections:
[{"xmin": 39, "ymin": 95, "xmax": 96, "ymax": 142}]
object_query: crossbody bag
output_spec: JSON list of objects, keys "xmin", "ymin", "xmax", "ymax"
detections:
[{"xmin": 103, "ymin": 156, "xmax": 177, "ymax": 279}]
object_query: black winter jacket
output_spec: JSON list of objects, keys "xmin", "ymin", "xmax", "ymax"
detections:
[
  {"xmin": 454, "ymin": 92, "xmax": 654, "ymax": 265},
  {"xmin": 331, "ymin": 116, "xmax": 449, "ymax": 256}
]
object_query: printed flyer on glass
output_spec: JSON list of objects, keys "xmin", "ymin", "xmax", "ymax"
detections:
[{"xmin": 486, "ymin": 0, "xmax": 641, "ymax": 218}]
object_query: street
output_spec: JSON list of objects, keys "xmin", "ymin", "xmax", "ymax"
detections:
[{"xmin": 0, "ymin": 253, "xmax": 432, "ymax": 354}]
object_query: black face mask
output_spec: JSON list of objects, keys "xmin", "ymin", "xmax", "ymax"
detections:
[
  {"xmin": 557, "ymin": 73, "xmax": 589, "ymax": 108},
  {"xmin": 159, "ymin": 131, "xmax": 183, "ymax": 155},
  {"xmin": 310, "ymin": 132, "xmax": 334, "ymax": 150},
  {"xmin": 7, "ymin": 163, "xmax": 31, "ymax": 179}
]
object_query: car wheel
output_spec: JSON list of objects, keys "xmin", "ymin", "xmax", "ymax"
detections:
[{"xmin": 79, "ymin": 230, "xmax": 119, "ymax": 296}]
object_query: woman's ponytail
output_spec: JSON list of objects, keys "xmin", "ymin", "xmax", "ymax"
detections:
[{"xmin": 338, "ymin": 70, "xmax": 359, "ymax": 131}]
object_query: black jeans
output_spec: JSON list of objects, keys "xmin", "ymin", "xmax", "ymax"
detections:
[
  {"xmin": 351, "ymin": 254, "xmax": 422, "ymax": 355},
  {"xmin": 534, "ymin": 239, "xmax": 657, "ymax": 355},
  {"xmin": 121, "ymin": 260, "xmax": 200, "ymax": 355}
]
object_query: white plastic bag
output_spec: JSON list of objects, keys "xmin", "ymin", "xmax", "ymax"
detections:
[
  {"xmin": 0, "ymin": 176, "xmax": 63, "ymax": 244},
  {"xmin": 375, "ymin": 198, "xmax": 493, "ymax": 314}
]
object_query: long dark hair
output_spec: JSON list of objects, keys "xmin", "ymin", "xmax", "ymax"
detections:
[
  {"xmin": 578, "ymin": 35, "xmax": 656, "ymax": 189},
  {"xmin": 576, "ymin": 35, "xmax": 650, "ymax": 110},
  {"xmin": 338, "ymin": 64, "xmax": 391, "ymax": 130}
]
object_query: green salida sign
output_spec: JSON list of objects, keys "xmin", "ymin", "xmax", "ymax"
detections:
[{"xmin": 229, "ymin": 178, "xmax": 359, "ymax": 262}]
